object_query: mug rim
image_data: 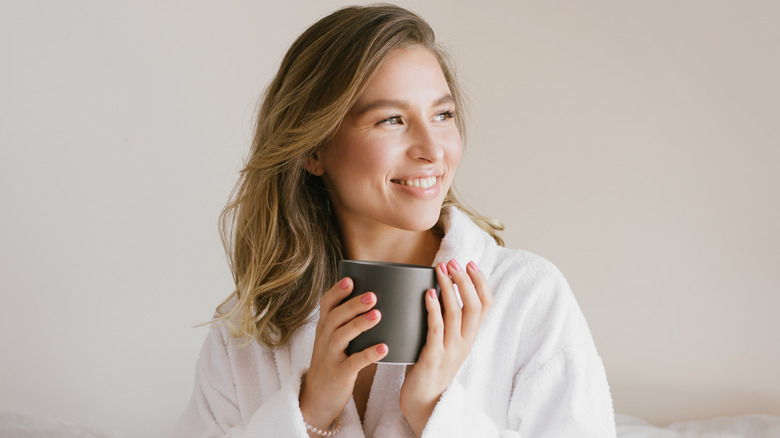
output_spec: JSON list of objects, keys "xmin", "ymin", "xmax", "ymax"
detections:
[{"xmin": 339, "ymin": 259, "xmax": 433, "ymax": 271}]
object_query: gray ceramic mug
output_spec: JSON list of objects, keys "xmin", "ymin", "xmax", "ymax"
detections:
[{"xmin": 338, "ymin": 260, "xmax": 440, "ymax": 364}]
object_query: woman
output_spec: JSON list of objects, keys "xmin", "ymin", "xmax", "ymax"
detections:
[{"xmin": 174, "ymin": 4, "xmax": 616, "ymax": 437}]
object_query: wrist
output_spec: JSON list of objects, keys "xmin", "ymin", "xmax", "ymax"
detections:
[
  {"xmin": 300, "ymin": 397, "xmax": 340, "ymax": 432},
  {"xmin": 299, "ymin": 374, "xmax": 340, "ymax": 431},
  {"xmin": 304, "ymin": 415, "xmax": 342, "ymax": 437},
  {"xmin": 400, "ymin": 397, "xmax": 437, "ymax": 437}
]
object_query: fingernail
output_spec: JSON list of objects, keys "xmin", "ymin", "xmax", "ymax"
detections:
[
  {"xmin": 468, "ymin": 261, "xmax": 479, "ymax": 271},
  {"xmin": 366, "ymin": 310, "xmax": 379, "ymax": 321},
  {"xmin": 339, "ymin": 278, "xmax": 350, "ymax": 289},
  {"xmin": 438, "ymin": 262, "xmax": 449, "ymax": 276},
  {"xmin": 428, "ymin": 289, "xmax": 437, "ymax": 299},
  {"xmin": 448, "ymin": 259, "xmax": 461, "ymax": 271},
  {"xmin": 376, "ymin": 344, "xmax": 388, "ymax": 354},
  {"xmin": 361, "ymin": 293, "xmax": 375, "ymax": 304}
]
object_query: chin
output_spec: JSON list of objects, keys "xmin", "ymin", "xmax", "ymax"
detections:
[{"xmin": 394, "ymin": 206, "xmax": 442, "ymax": 232}]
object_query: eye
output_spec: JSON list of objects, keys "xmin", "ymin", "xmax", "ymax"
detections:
[
  {"xmin": 433, "ymin": 110, "xmax": 456, "ymax": 122},
  {"xmin": 378, "ymin": 115, "xmax": 403, "ymax": 126}
]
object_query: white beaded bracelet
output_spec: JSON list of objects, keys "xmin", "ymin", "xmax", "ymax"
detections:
[{"xmin": 304, "ymin": 416, "xmax": 342, "ymax": 437}]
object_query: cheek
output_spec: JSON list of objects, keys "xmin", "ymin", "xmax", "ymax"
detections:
[
  {"xmin": 446, "ymin": 132, "xmax": 464, "ymax": 166},
  {"xmin": 345, "ymin": 136, "xmax": 402, "ymax": 173},
  {"xmin": 322, "ymin": 137, "xmax": 397, "ymax": 193},
  {"xmin": 356, "ymin": 146, "xmax": 392, "ymax": 169}
]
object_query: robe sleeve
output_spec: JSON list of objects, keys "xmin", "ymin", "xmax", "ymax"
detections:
[{"xmin": 421, "ymin": 344, "xmax": 615, "ymax": 437}]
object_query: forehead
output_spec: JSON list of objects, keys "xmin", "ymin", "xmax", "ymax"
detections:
[{"xmin": 356, "ymin": 46, "xmax": 451, "ymax": 102}]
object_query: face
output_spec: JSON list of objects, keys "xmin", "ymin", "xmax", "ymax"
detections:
[{"xmin": 308, "ymin": 46, "xmax": 463, "ymax": 236}]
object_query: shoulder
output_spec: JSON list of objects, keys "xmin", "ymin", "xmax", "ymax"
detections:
[
  {"xmin": 196, "ymin": 295, "xmax": 276, "ymax": 376},
  {"xmin": 196, "ymin": 321, "xmax": 268, "ymax": 373},
  {"xmin": 198, "ymin": 293, "xmax": 318, "ymax": 382},
  {"xmin": 491, "ymin": 246, "xmax": 568, "ymax": 290},
  {"xmin": 487, "ymin": 246, "xmax": 582, "ymax": 326},
  {"xmin": 485, "ymin": 246, "xmax": 597, "ymax": 363}
]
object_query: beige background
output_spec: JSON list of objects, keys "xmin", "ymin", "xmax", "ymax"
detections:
[{"xmin": 1, "ymin": 1, "xmax": 777, "ymax": 436}]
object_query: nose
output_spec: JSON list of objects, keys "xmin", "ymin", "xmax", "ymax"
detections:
[{"xmin": 407, "ymin": 122, "xmax": 445, "ymax": 163}]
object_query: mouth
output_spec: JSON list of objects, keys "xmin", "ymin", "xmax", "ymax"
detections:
[{"xmin": 390, "ymin": 176, "xmax": 439, "ymax": 189}]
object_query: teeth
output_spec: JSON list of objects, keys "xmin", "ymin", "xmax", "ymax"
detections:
[{"xmin": 399, "ymin": 176, "xmax": 437, "ymax": 189}]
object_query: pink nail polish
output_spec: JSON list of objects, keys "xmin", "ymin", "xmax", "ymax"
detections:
[
  {"xmin": 468, "ymin": 261, "xmax": 479, "ymax": 271},
  {"xmin": 439, "ymin": 262, "xmax": 449, "ymax": 276},
  {"xmin": 339, "ymin": 278, "xmax": 350, "ymax": 289},
  {"xmin": 449, "ymin": 259, "xmax": 461, "ymax": 271},
  {"xmin": 366, "ymin": 310, "xmax": 379, "ymax": 320},
  {"xmin": 376, "ymin": 344, "xmax": 388, "ymax": 354},
  {"xmin": 361, "ymin": 293, "xmax": 375, "ymax": 304},
  {"xmin": 429, "ymin": 289, "xmax": 437, "ymax": 299}
]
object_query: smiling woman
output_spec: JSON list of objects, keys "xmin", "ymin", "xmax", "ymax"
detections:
[{"xmin": 173, "ymin": 4, "xmax": 615, "ymax": 438}]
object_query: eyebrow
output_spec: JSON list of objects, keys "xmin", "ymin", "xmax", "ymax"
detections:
[{"xmin": 352, "ymin": 94, "xmax": 455, "ymax": 117}]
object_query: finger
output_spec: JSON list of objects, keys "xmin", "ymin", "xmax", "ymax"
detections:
[
  {"xmin": 325, "ymin": 291, "xmax": 377, "ymax": 335},
  {"xmin": 319, "ymin": 277, "xmax": 354, "ymax": 319},
  {"xmin": 423, "ymin": 288, "xmax": 444, "ymax": 352},
  {"xmin": 317, "ymin": 277, "xmax": 354, "ymax": 337},
  {"xmin": 437, "ymin": 262, "xmax": 461, "ymax": 340},
  {"xmin": 341, "ymin": 343, "xmax": 388, "ymax": 375},
  {"xmin": 329, "ymin": 308, "xmax": 381, "ymax": 354},
  {"xmin": 467, "ymin": 261, "xmax": 493, "ymax": 317},
  {"xmin": 448, "ymin": 259, "xmax": 482, "ymax": 337}
]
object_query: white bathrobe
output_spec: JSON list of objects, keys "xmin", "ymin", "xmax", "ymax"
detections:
[{"xmin": 173, "ymin": 207, "xmax": 616, "ymax": 437}]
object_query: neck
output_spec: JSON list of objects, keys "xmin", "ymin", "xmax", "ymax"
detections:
[{"xmin": 340, "ymin": 225, "xmax": 442, "ymax": 267}]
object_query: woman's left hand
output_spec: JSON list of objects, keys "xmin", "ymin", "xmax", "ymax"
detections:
[{"xmin": 399, "ymin": 259, "xmax": 492, "ymax": 437}]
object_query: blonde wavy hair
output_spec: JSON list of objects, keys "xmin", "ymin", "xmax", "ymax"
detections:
[{"xmin": 215, "ymin": 4, "xmax": 504, "ymax": 347}]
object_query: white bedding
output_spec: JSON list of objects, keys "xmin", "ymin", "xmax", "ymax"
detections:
[
  {"xmin": 616, "ymin": 413, "xmax": 780, "ymax": 438},
  {"xmin": 0, "ymin": 411, "xmax": 127, "ymax": 438},
  {"xmin": 2, "ymin": 411, "xmax": 780, "ymax": 437}
]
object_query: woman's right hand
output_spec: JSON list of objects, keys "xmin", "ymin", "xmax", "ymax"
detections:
[{"xmin": 298, "ymin": 277, "xmax": 388, "ymax": 431}]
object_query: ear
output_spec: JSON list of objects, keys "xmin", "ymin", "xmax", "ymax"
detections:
[{"xmin": 304, "ymin": 152, "xmax": 325, "ymax": 176}]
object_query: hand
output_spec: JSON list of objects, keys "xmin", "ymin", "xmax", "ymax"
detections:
[
  {"xmin": 399, "ymin": 259, "xmax": 492, "ymax": 437},
  {"xmin": 299, "ymin": 277, "xmax": 389, "ymax": 431}
]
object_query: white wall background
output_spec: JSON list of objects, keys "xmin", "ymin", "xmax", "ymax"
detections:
[{"xmin": 1, "ymin": 1, "xmax": 777, "ymax": 436}]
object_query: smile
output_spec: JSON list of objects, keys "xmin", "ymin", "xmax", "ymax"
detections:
[{"xmin": 392, "ymin": 176, "xmax": 438, "ymax": 189}]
